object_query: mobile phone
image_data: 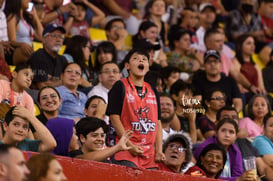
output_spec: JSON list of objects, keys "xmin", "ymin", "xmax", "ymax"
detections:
[
  {"xmin": 26, "ymin": 2, "xmax": 34, "ymax": 12},
  {"xmin": 62, "ymin": 0, "xmax": 71, "ymax": 6}
]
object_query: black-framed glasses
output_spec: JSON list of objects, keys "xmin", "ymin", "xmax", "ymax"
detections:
[
  {"xmin": 210, "ymin": 96, "xmax": 226, "ymax": 101},
  {"xmin": 168, "ymin": 143, "xmax": 187, "ymax": 153},
  {"xmin": 47, "ymin": 34, "xmax": 65, "ymax": 39}
]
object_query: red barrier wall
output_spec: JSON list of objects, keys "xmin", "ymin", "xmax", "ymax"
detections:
[{"xmin": 23, "ymin": 152, "xmax": 220, "ymax": 181}]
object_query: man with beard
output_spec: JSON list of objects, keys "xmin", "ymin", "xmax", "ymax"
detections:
[
  {"xmin": 170, "ymin": 79, "xmax": 197, "ymax": 144},
  {"xmin": 28, "ymin": 24, "xmax": 68, "ymax": 90},
  {"xmin": 159, "ymin": 93, "xmax": 177, "ymax": 142}
]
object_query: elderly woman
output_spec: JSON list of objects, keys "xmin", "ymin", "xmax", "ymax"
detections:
[
  {"xmin": 158, "ymin": 133, "xmax": 192, "ymax": 173},
  {"xmin": 186, "ymin": 143, "xmax": 226, "ymax": 178}
]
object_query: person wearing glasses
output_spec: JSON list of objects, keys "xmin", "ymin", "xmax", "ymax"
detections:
[
  {"xmin": 158, "ymin": 133, "xmax": 192, "ymax": 173},
  {"xmin": 28, "ymin": 23, "xmax": 68, "ymax": 90},
  {"xmin": 56, "ymin": 63, "xmax": 87, "ymax": 121},
  {"xmin": 192, "ymin": 49, "xmax": 242, "ymax": 112},
  {"xmin": 197, "ymin": 88, "xmax": 226, "ymax": 141}
]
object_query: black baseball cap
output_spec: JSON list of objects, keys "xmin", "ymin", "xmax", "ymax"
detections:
[
  {"xmin": 133, "ymin": 39, "xmax": 161, "ymax": 51},
  {"xmin": 43, "ymin": 23, "xmax": 66, "ymax": 36},
  {"xmin": 204, "ymin": 49, "xmax": 221, "ymax": 62}
]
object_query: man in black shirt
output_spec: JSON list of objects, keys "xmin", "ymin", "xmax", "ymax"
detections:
[
  {"xmin": 28, "ymin": 24, "xmax": 68, "ymax": 89},
  {"xmin": 192, "ymin": 50, "xmax": 242, "ymax": 112}
]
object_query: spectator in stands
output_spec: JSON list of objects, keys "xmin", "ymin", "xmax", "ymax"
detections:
[
  {"xmin": 186, "ymin": 143, "xmax": 226, "ymax": 178},
  {"xmin": 4, "ymin": 0, "xmax": 44, "ymax": 65},
  {"xmin": 144, "ymin": 71, "xmax": 164, "ymax": 93},
  {"xmin": 63, "ymin": 35, "xmax": 92, "ymax": 88},
  {"xmin": 91, "ymin": 0, "xmax": 140, "ymax": 35},
  {"xmin": 239, "ymin": 94, "xmax": 271, "ymax": 138},
  {"xmin": 194, "ymin": 118, "xmax": 243, "ymax": 180},
  {"xmin": 84, "ymin": 96, "xmax": 107, "ymax": 121},
  {"xmin": 87, "ymin": 62, "xmax": 121, "ymax": 103},
  {"xmin": 0, "ymin": 63, "xmax": 34, "ymax": 113},
  {"xmin": 225, "ymin": 0, "xmax": 265, "ymax": 52},
  {"xmin": 107, "ymin": 49, "xmax": 165, "ymax": 168},
  {"xmin": 197, "ymin": 88, "xmax": 226, "ymax": 140},
  {"xmin": 36, "ymin": 86, "xmax": 61, "ymax": 126},
  {"xmin": 169, "ymin": 80, "xmax": 197, "ymax": 143},
  {"xmin": 192, "ymin": 50, "xmax": 243, "ymax": 112},
  {"xmin": 160, "ymin": 66, "xmax": 180, "ymax": 94},
  {"xmin": 257, "ymin": 0, "xmax": 273, "ymax": 43},
  {"xmin": 218, "ymin": 106, "xmax": 273, "ymax": 180},
  {"xmin": 74, "ymin": 117, "xmax": 131, "ymax": 162},
  {"xmin": 0, "ymin": 144, "xmax": 30, "ymax": 181},
  {"xmin": 57, "ymin": 63, "xmax": 87, "ymax": 121},
  {"xmin": 1, "ymin": 106, "xmax": 56, "ymax": 152},
  {"xmin": 46, "ymin": 117, "xmax": 79, "ymax": 157},
  {"xmin": 235, "ymin": 34, "xmax": 266, "ymax": 98},
  {"xmin": 195, "ymin": 2, "xmax": 217, "ymax": 52},
  {"xmin": 144, "ymin": 0, "xmax": 168, "ymax": 47},
  {"xmin": 105, "ymin": 18, "xmax": 128, "ymax": 64},
  {"xmin": 132, "ymin": 21, "xmax": 167, "ymax": 67},
  {"xmin": 160, "ymin": 93, "xmax": 178, "ymax": 141},
  {"xmin": 158, "ymin": 133, "xmax": 192, "ymax": 173},
  {"xmin": 167, "ymin": 27, "xmax": 202, "ymax": 81},
  {"xmin": 28, "ymin": 23, "xmax": 68, "ymax": 90},
  {"xmin": 69, "ymin": 1, "xmax": 105, "ymax": 38},
  {"xmin": 42, "ymin": 0, "xmax": 78, "ymax": 34},
  {"xmin": 204, "ymin": 28, "xmax": 261, "ymax": 94},
  {"xmin": 27, "ymin": 153, "xmax": 67, "ymax": 181},
  {"xmin": 262, "ymin": 49, "xmax": 273, "ymax": 94}
]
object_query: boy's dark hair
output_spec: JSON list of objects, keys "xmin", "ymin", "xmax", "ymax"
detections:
[
  {"xmin": 75, "ymin": 117, "xmax": 108, "ymax": 138},
  {"xmin": 204, "ymin": 28, "xmax": 221, "ymax": 44},
  {"xmin": 105, "ymin": 18, "xmax": 126, "ymax": 31},
  {"xmin": 144, "ymin": 71, "xmax": 164, "ymax": 89},
  {"xmin": 85, "ymin": 96, "xmax": 106, "ymax": 109},
  {"xmin": 160, "ymin": 66, "xmax": 180, "ymax": 80},
  {"xmin": 14, "ymin": 62, "xmax": 32, "ymax": 72},
  {"xmin": 74, "ymin": 2, "xmax": 87, "ymax": 10},
  {"xmin": 4, "ymin": 106, "xmax": 17, "ymax": 125},
  {"xmin": 170, "ymin": 79, "xmax": 193, "ymax": 96},
  {"xmin": 123, "ymin": 48, "xmax": 150, "ymax": 64},
  {"xmin": 216, "ymin": 106, "xmax": 238, "ymax": 121},
  {"xmin": 37, "ymin": 86, "xmax": 61, "ymax": 104},
  {"xmin": 216, "ymin": 118, "xmax": 238, "ymax": 133}
]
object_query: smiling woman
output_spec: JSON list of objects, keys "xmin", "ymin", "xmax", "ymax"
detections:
[{"xmin": 186, "ymin": 143, "xmax": 226, "ymax": 178}]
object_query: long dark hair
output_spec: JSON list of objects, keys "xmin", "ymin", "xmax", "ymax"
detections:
[
  {"xmin": 132, "ymin": 21, "xmax": 158, "ymax": 45},
  {"xmin": 197, "ymin": 143, "xmax": 227, "ymax": 178},
  {"xmin": 64, "ymin": 35, "xmax": 92, "ymax": 79},
  {"xmin": 143, "ymin": 0, "xmax": 166, "ymax": 19},
  {"xmin": 235, "ymin": 34, "xmax": 255, "ymax": 65},
  {"xmin": 4, "ymin": 0, "xmax": 34, "ymax": 27}
]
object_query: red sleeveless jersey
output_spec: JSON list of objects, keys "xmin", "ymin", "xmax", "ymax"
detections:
[{"xmin": 114, "ymin": 78, "xmax": 159, "ymax": 168}]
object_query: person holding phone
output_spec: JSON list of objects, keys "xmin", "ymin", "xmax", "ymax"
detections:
[{"xmin": 4, "ymin": 0, "xmax": 44, "ymax": 65}]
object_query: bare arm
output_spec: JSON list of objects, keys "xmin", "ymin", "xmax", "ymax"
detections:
[
  {"xmin": 13, "ymin": 106, "xmax": 56, "ymax": 152},
  {"xmin": 80, "ymin": 0, "xmax": 105, "ymax": 26},
  {"xmin": 77, "ymin": 131, "xmax": 132, "ymax": 161},
  {"xmin": 41, "ymin": 4, "xmax": 70, "ymax": 25},
  {"xmin": 102, "ymin": 0, "xmax": 131, "ymax": 19},
  {"xmin": 232, "ymin": 98, "xmax": 243, "ymax": 113},
  {"xmin": 170, "ymin": 114, "xmax": 181, "ymax": 131},
  {"xmin": 30, "ymin": 7, "xmax": 44, "ymax": 41},
  {"xmin": 154, "ymin": 120, "xmax": 165, "ymax": 162}
]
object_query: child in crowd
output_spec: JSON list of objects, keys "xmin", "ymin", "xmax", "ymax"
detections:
[
  {"xmin": 0, "ymin": 63, "xmax": 34, "ymax": 114},
  {"xmin": 70, "ymin": 0, "xmax": 105, "ymax": 38},
  {"xmin": 107, "ymin": 49, "xmax": 165, "ymax": 168}
]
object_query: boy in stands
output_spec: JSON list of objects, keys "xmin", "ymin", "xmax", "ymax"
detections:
[{"xmin": 107, "ymin": 49, "xmax": 165, "ymax": 169}]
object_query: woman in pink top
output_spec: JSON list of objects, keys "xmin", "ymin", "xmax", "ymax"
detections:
[{"xmin": 239, "ymin": 95, "xmax": 271, "ymax": 138}]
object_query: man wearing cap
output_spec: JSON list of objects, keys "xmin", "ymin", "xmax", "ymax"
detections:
[
  {"xmin": 28, "ymin": 24, "xmax": 68, "ymax": 90},
  {"xmin": 158, "ymin": 133, "xmax": 192, "ymax": 173},
  {"xmin": 196, "ymin": 3, "xmax": 217, "ymax": 52},
  {"xmin": 192, "ymin": 50, "xmax": 242, "ymax": 112}
]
